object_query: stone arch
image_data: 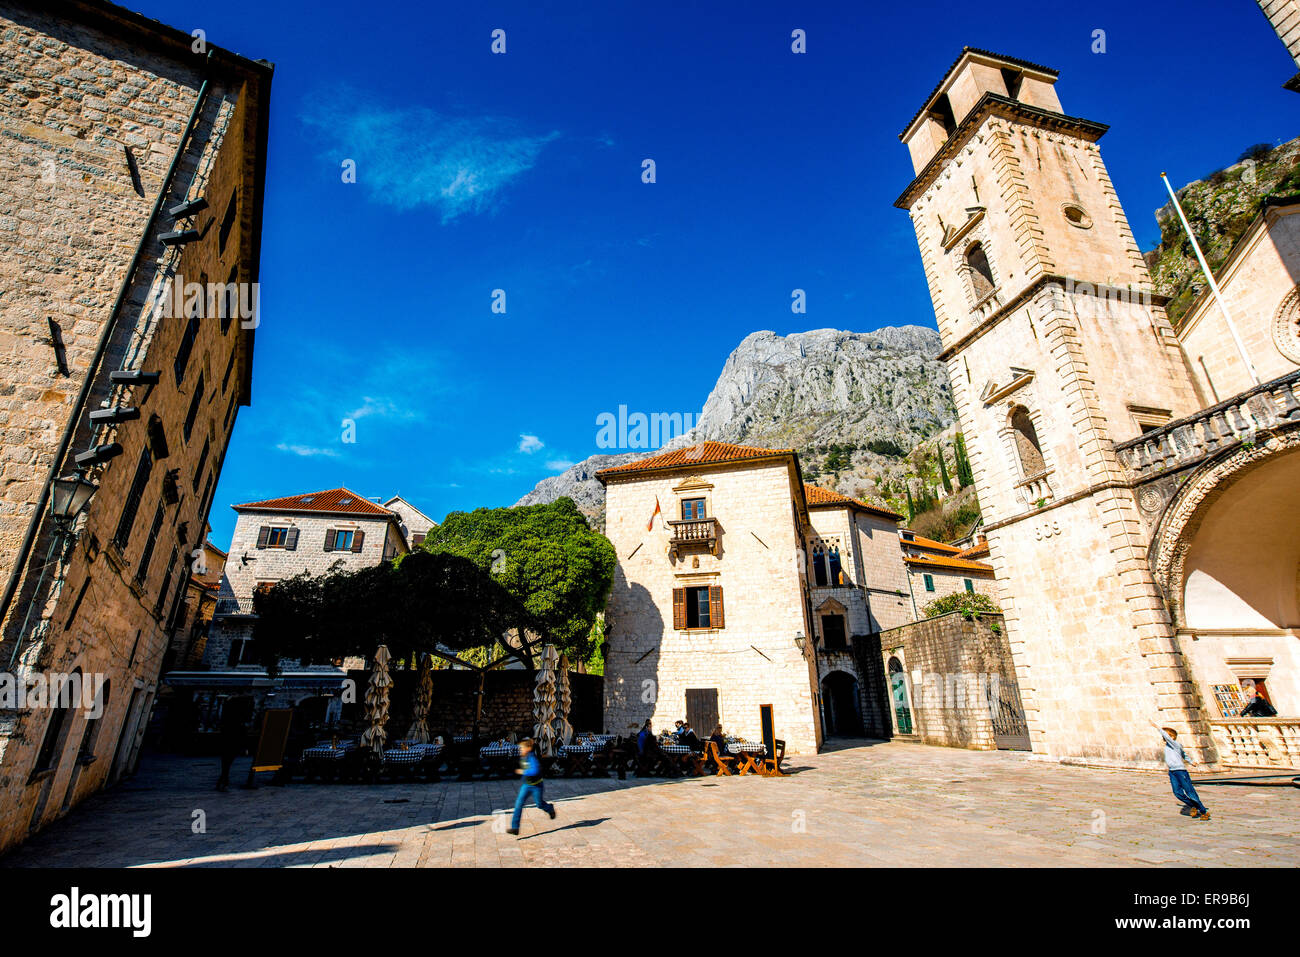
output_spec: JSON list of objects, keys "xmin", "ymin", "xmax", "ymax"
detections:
[
  {"xmin": 1008, "ymin": 405, "xmax": 1045, "ymax": 477},
  {"xmin": 820, "ymin": 670, "xmax": 863, "ymax": 736},
  {"xmin": 1150, "ymin": 426, "xmax": 1300, "ymax": 629}
]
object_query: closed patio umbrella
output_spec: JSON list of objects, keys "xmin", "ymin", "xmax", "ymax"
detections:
[
  {"xmin": 360, "ymin": 644, "xmax": 393, "ymax": 754},
  {"xmin": 554, "ymin": 653, "xmax": 573, "ymax": 747},
  {"xmin": 533, "ymin": 644, "xmax": 559, "ymax": 756},
  {"xmin": 406, "ymin": 653, "xmax": 432, "ymax": 744}
]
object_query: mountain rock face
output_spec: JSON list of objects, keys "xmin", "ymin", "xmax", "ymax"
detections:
[
  {"xmin": 684, "ymin": 327, "xmax": 953, "ymax": 450},
  {"xmin": 515, "ymin": 327, "xmax": 956, "ymax": 526}
]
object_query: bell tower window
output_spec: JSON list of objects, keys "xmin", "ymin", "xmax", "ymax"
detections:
[
  {"xmin": 966, "ymin": 243, "xmax": 996, "ymax": 301},
  {"xmin": 1011, "ymin": 406, "xmax": 1046, "ymax": 476}
]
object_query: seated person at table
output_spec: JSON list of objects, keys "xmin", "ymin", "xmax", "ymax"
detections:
[
  {"xmin": 709, "ymin": 725, "xmax": 730, "ymax": 755},
  {"xmin": 636, "ymin": 720, "xmax": 656, "ymax": 755},
  {"xmin": 680, "ymin": 722, "xmax": 702, "ymax": 752},
  {"xmin": 672, "ymin": 720, "xmax": 685, "ymax": 739}
]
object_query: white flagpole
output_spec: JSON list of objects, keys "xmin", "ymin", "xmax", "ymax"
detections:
[{"xmin": 1160, "ymin": 172, "xmax": 1260, "ymax": 385}]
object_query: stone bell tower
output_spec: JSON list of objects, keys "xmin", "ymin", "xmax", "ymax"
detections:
[{"xmin": 895, "ymin": 48, "xmax": 1208, "ymax": 767}]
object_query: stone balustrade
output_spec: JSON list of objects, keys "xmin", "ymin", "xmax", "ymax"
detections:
[
  {"xmin": 1015, "ymin": 469, "xmax": 1054, "ymax": 505},
  {"xmin": 1208, "ymin": 718, "xmax": 1300, "ymax": 770},
  {"xmin": 1115, "ymin": 369, "xmax": 1300, "ymax": 482}
]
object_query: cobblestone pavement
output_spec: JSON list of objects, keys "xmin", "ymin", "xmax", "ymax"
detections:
[{"xmin": 4, "ymin": 741, "xmax": 1297, "ymax": 867}]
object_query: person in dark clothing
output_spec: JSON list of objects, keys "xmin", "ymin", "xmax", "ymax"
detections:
[
  {"xmin": 680, "ymin": 722, "xmax": 703, "ymax": 752},
  {"xmin": 216, "ymin": 696, "xmax": 253, "ymax": 791},
  {"xmin": 636, "ymin": 720, "xmax": 654, "ymax": 755},
  {"xmin": 507, "ymin": 738, "xmax": 555, "ymax": 835},
  {"xmin": 1240, "ymin": 690, "xmax": 1277, "ymax": 717},
  {"xmin": 709, "ymin": 724, "xmax": 729, "ymax": 755}
]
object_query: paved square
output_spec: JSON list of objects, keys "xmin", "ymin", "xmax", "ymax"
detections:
[{"xmin": 4, "ymin": 741, "xmax": 1297, "ymax": 867}]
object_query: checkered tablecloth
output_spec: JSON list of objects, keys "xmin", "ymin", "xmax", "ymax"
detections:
[
  {"xmin": 302, "ymin": 746, "xmax": 348, "ymax": 761},
  {"xmin": 453, "ymin": 735, "xmax": 474, "ymax": 743},
  {"xmin": 479, "ymin": 745, "xmax": 518, "ymax": 759},
  {"xmin": 383, "ymin": 744, "xmax": 442, "ymax": 764},
  {"xmin": 658, "ymin": 743, "xmax": 693, "ymax": 756},
  {"xmin": 578, "ymin": 734, "xmax": 616, "ymax": 744},
  {"xmin": 728, "ymin": 741, "xmax": 764, "ymax": 754},
  {"xmin": 557, "ymin": 742, "xmax": 596, "ymax": 757}
]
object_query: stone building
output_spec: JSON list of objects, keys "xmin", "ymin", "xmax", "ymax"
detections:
[
  {"xmin": 596, "ymin": 440, "xmax": 1012, "ymax": 753},
  {"xmin": 382, "ymin": 495, "xmax": 438, "ymax": 549},
  {"xmin": 1256, "ymin": 0, "xmax": 1300, "ymax": 89},
  {"xmin": 0, "ymin": 0, "xmax": 271, "ymax": 851},
  {"xmin": 162, "ymin": 538, "xmax": 225, "ymax": 671},
  {"xmin": 898, "ymin": 529, "xmax": 997, "ymax": 617},
  {"xmin": 896, "ymin": 46, "xmax": 1300, "ymax": 770}
]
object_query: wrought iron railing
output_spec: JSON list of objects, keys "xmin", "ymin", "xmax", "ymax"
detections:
[{"xmin": 1114, "ymin": 369, "xmax": 1300, "ymax": 481}]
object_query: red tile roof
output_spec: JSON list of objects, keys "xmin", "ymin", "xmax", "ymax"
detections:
[
  {"xmin": 956, "ymin": 541, "xmax": 990, "ymax": 560},
  {"xmin": 902, "ymin": 533, "xmax": 963, "ymax": 555},
  {"xmin": 233, "ymin": 487, "xmax": 395, "ymax": 517},
  {"xmin": 803, "ymin": 483, "xmax": 903, "ymax": 520},
  {"xmin": 595, "ymin": 441, "xmax": 795, "ymax": 480},
  {"xmin": 904, "ymin": 553, "xmax": 994, "ymax": 574}
]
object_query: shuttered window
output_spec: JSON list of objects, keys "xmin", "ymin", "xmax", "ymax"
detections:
[
  {"xmin": 674, "ymin": 585, "xmax": 724, "ymax": 630},
  {"xmin": 257, "ymin": 526, "xmax": 296, "ymax": 549},
  {"xmin": 183, "ymin": 373, "xmax": 205, "ymax": 442},
  {"xmin": 174, "ymin": 314, "xmax": 200, "ymax": 385},
  {"xmin": 192, "ymin": 438, "xmax": 209, "ymax": 491},
  {"xmin": 113, "ymin": 446, "xmax": 153, "ymax": 551},
  {"xmin": 134, "ymin": 503, "xmax": 165, "ymax": 584},
  {"xmin": 350, "ymin": 529, "xmax": 364, "ymax": 553}
]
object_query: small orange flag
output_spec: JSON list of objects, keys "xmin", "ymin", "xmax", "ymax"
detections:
[{"xmin": 647, "ymin": 496, "xmax": 662, "ymax": 531}]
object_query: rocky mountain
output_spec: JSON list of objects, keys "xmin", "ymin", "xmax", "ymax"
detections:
[
  {"xmin": 1146, "ymin": 135, "xmax": 1300, "ymax": 326},
  {"xmin": 515, "ymin": 327, "xmax": 958, "ymax": 527}
]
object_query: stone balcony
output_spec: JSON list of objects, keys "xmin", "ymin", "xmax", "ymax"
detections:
[
  {"xmin": 1114, "ymin": 369, "xmax": 1300, "ymax": 483},
  {"xmin": 1208, "ymin": 718, "xmax": 1300, "ymax": 771},
  {"xmin": 668, "ymin": 517, "xmax": 719, "ymax": 557}
]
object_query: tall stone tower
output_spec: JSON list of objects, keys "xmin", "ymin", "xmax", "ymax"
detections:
[{"xmin": 895, "ymin": 49, "xmax": 1208, "ymax": 767}]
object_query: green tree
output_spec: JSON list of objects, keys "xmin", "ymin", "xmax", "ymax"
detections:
[
  {"xmin": 938, "ymin": 446, "xmax": 953, "ymax": 494},
  {"xmin": 905, "ymin": 485, "xmax": 916, "ymax": 523},
  {"xmin": 420, "ymin": 497, "xmax": 616, "ymax": 667},
  {"xmin": 921, "ymin": 591, "xmax": 1001, "ymax": 620},
  {"xmin": 953, "ymin": 433, "xmax": 974, "ymax": 488}
]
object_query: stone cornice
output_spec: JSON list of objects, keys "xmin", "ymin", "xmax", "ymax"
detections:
[{"xmin": 895, "ymin": 93, "xmax": 1109, "ymax": 211}]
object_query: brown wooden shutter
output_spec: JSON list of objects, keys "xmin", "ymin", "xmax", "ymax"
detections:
[
  {"xmin": 351, "ymin": 529, "xmax": 365, "ymax": 553},
  {"xmin": 672, "ymin": 588, "xmax": 686, "ymax": 630},
  {"xmin": 708, "ymin": 585, "xmax": 724, "ymax": 629},
  {"xmin": 255, "ymin": 526, "xmax": 269, "ymax": 549},
  {"xmin": 323, "ymin": 529, "xmax": 334, "ymax": 552},
  {"xmin": 686, "ymin": 689, "xmax": 719, "ymax": 738},
  {"xmin": 284, "ymin": 527, "xmax": 299, "ymax": 551}
]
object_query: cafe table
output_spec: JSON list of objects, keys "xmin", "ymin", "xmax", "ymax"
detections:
[{"xmin": 728, "ymin": 740, "xmax": 765, "ymax": 775}]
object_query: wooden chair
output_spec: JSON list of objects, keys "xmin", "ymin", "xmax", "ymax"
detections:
[
  {"xmin": 706, "ymin": 740, "xmax": 736, "ymax": 776},
  {"xmin": 761, "ymin": 739, "xmax": 786, "ymax": 777}
]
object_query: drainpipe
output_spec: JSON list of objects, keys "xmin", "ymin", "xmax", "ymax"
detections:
[{"xmin": 0, "ymin": 55, "xmax": 214, "ymax": 648}]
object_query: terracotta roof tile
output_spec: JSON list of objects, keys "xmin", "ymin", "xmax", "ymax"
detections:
[
  {"xmin": 902, "ymin": 533, "xmax": 963, "ymax": 554},
  {"xmin": 595, "ymin": 441, "xmax": 794, "ymax": 479},
  {"xmin": 803, "ymin": 483, "xmax": 903, "ymax": 520},
  {"xmin": 233, "ymin": 487, "xmax": 394, "ymax": 517},
  {"xmin": 904, "ymin": 553, "xmax": 994, "ymax": 574}
]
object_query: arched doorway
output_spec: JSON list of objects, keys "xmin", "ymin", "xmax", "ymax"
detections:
[
  {"xmin": 887, "ymin": 656, "xmax": 913, "ymax": 735},
  {"xmin": 821, "ymin": 671, "xmax": 863, "ymax": 737}
]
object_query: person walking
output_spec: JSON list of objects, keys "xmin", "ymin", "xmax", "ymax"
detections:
[
  {"xmin": 1148, "ymin": 718, "xmax": 1210, "ymax": 820},
  {"xmin": 215, "ymin": 696, "xmax": 253, "ymax": 792},
  {"xmin": 507, "ymin": 738, "xmax": 556, "ymax": 836}
]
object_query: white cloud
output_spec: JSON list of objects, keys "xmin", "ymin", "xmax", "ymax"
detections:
[
  {"xmin": 518, "ymin": 434, "xmax": 544, "ymax": 454},
  {"xmin": 303, "ymin": 91, "xmax": 560, "ymax": 223},
  {"xmin": 276, "ymin": 442, "xmax": 340, "ymax": 458},
  {"xmin": 544, "ymin": 459, "xmax": 576, "ymax": 473}
]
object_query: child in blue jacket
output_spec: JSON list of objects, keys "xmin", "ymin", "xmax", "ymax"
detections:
[{"xmin": 508, "ymin": 738, "xmax": 556, "ymax": 835}]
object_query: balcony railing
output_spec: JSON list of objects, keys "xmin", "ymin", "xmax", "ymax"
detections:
[
  {"xmin": 1015, "ymin": 469, "xmax": 1054, "ymax": 506},
  {"xmin": 668, "ymin": 517, "xmax": 719, "ymax": 556},
  {"xmin": 1208, "ymin": 718, "xmax": 1300, "ymax": 770},
  {"xmin": 213, "ymin": 597, "xmax": 256, "ymax": 617},
  {"xmin": 1115, "ymin": 369, "xmax": 1300, "ymax": 482}
]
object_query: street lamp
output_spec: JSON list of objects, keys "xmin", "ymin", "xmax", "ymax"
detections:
[
  {"xmin": 794, "ymin": 632, "xmax": 807, "ymax": 656},
  {"xmin": 51, "ymin": 473, "xmax": 98, "ymax": 527},
  {"xmin": 7, "ymin": 472, "xmax": 98, "ymax": 669}
]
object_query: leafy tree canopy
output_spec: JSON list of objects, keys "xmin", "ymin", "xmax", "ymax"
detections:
[
  {"xmin": 417, "ymin": 497, "xmax": 616, "ymax": 662},
  {"xmin": 921, "ymin": 591, "xmax": 1001, "ymax": 621}
]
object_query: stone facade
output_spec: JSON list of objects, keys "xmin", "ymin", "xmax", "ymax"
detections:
[
  {"xmin": 383, "ymin": 495, "xmax": 437, "ymax": 548},
  {"xmin": 599, "ymin": 447, "xmax": 821, "ymax": 753},
  {"xmin": 0, "ymin": 0, "xmax": 270, "ymax": 852},
  {"xmin": 1256, "ymin": 0, "xmax": 1300, "ymax": 86},
  {"xmin": 897, "ymin": 47, "xmax": 1300, "ymax": 770},
  {"xmin": 875, "ymin": 612, "xmax": 1024, "ymax": 751}
]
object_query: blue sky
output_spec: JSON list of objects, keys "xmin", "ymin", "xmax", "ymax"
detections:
[{"xmin": 133, "ymin": 0, "xmax": 1297, "ymax": 548}]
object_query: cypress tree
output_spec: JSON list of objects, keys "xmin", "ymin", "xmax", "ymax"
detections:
[
  {"xmin": 954, "ymin": 433, "xmax": 974, "ymax": 488},
  {"xmin": 905, "ymin": 485, "xmax": 916, "ymax": 523},
  {"xmin": 938, "ymin": 446, "xmax": 953, "ymax": 493}
]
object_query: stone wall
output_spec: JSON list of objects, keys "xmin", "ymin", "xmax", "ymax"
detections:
[
  {"xmin": 875, "ymin": 612, "xmax": 1019, "ymax": 751},
  {"xmin": 0, "ymin": 1, "xmax": 270, "ymax": 853},
  {"xmin": 602, "ymin": 458, "xmax": 821, "ymax": 754}
]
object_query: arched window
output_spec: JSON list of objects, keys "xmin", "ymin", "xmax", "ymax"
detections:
[
  {"xmin": 827, "ymin": 545, "xmax": 843, "ymax": 585},
  {"xmin": 811, "ymin": 545, "xmax": 828, "ymax": 587},
  {"xmin": 966, "ymin": 243, "xmax": 995, "ymax": 300},
  {"xmin": 1011, "ymin": 406, "xmax": 1046, "ymax": 476}
]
